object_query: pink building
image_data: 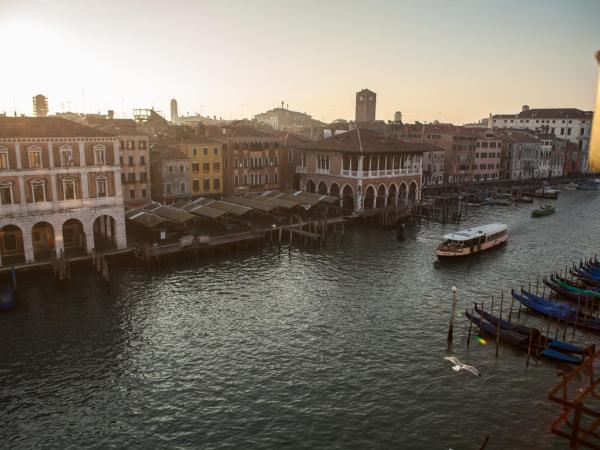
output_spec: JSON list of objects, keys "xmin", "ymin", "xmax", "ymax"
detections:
[{"xmin": 473, "ymin": 131, "xmax": 502, "ymax": 181}]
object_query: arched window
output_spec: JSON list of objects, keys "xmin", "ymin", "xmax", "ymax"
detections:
[
  {"xmin": 95, "ymin": 175, "xmax": 108, "ymax": 198},
  {"xmin": 30, "ymin": 178, "xmax": 47, "ymax": 202},
  {"xmin": 59, "ymin": 144, "xmax": 74, "ymax": 167},
  {"xmin": 234, "ymin": 158, "xmax": 239, "ymax": 168},
  {"xmin": 0, "ymin": 180, "xmax": 13, "ymax": 205},
  {"xmin": 243, "ymin": 174, "xmax": 248, "ymax": 185}
]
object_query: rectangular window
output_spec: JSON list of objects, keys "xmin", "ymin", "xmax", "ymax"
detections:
[
  {"xmin": 213, "ymin": 162, "xmax": 220, "ymax": 171},
  {"xmin": 128, "ymin": 173, "xmax": 135, "ymax": 182},
  {"xmin": 128, "ymin": 156, "xmax": 134, "ymax": 166},
  {"xmin": 567, "ymin": 128, "xmax": 572, "ymax": 136},
  {"xmin": 129, "ymin": 189, "xmax": 135, "ymax": 199},
  {"xmin": 121, "ymin": 173, "xmax": 126, "ymax": 184},
  {"xmin": 98, "ymin": 180, "xmax": 108, "ymax": 198},
  {"xmin": 234, "ymin": 175, "xmax": 238, "ymax": 185},
  {"xmin": 29, "ymin": 151, "xmax": 42, "ymax": 168},
  {"xmin": 166, "ymin": 183, "xmax": 172, "ymax": 194},
  {"xmin": 32, "ymin": 182, "xmax": 45, "ymax": 202},
  {"xmin": 140, "ymin": 155, "xmax": 146, "ymax": 165},
  {"xmin": 141, "ymin": 189, "xmax": 147, "ymax": 199},
  {"xmin": 61, "ymin": 150, "xmax": 73, "ymax": 167},
  {"xmin": 193, "ymin": 179, "xmax": 200, "ymax": 191},
  {"xmin": 203, "ymin": 179, "xmax": 210, "ymax": 190},
  {"xmin": 0, "ymin": 185, "xmax": 12, "ymax": 204},
  {"xmin": 63, "ymin": 180, "xmax": 76, "ymax": 200},
  {"xmin": 95, "ymin": 148, "xmax": 105, "ymax": 165},
  {"xmin": 192, "ymin": 148, "xmax": 198, "ymax": 156},
  {"xmin": 214, "ymin": 147, "xmax": 219, "ymax": 155},
  {"xmin": 140, "ymin": 172, "xmax": 147, "ymax": 182},
  {"xmin": 0, "ymin": 152, "xmax": 8, "ymax": 170},
  {"xmin": 213, "ymin": 178, "xmax": 220, "ymax": 190},
  {"xmin": 203, "ymin": 162, "xmax": 210, "ymax": 172},
  {"xmin": 274, "ymin": 172, "xmax": 278, "ymax": 183},
  {"xmin": 180, "ymin": 182, "xmax": 186, "ymax": 193},
  {"xmin": 127, "ymin": 140, "xmax": 134, "ymax": 150},
  {"xmin": 168, "ymin": 165, "xmax": 174, "ymax": 173},
  {"xmin": 139, "ymin": 140, "xmax": 147, "ymax": 150},
  {"xmin": 192, "ymin": 162, "xmax": 200, "ymax": 172},
  {"xmin": 119, "ymin": 156, "xmax": 124, "ymax": 166},
  {"xmin": 203, "ymin": 148, "xmax": 208, "ymax": 155},
  {"xmin": 179, "ymin": 165, "xmax": 184, "ymax": 173}
]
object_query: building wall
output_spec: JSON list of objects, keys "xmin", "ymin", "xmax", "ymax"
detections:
[
  {"xmin": 118, "ymin": 134, "xmax": 150, "ymax": 204},
  {"xmin": 216, "ymin": 136, "xmax": 282, "ymax": 194},
  {"xmin": 178, "ymin": 142, "xmax": 223, "ymax": 197},
  {"xmin": 0, "ymin": 135, "xmax": 126, "ymax": 265},
  {"xmin": 150, "ymin": 158, "xmax": 191, "ymax": 203}
]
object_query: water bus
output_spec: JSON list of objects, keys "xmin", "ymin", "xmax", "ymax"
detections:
[{"xmin": 436, "ymin": 223, "xmax": 508, "ymax": 258}]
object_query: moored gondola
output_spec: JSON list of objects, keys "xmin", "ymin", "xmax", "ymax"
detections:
[{"xmin": 465, "ymin": 308, "xmax": 588, "ymax": 364}]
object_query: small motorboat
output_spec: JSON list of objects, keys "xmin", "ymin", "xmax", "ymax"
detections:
[
  {"xmin": 576, "ymin": 183, "xmax": 599, "ymax": 191},
  {"xmin": 532, "ymin": 204, "xmax": 555, "ymax": 217},
  {"xmin": 0, "ymin": 284, "xmax": 16, "ymax": 312}
]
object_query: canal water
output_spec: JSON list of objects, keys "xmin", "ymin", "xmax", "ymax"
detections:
[{"xmin": 2, "ymin": 190, "xmax": 600, "ymax": 449}]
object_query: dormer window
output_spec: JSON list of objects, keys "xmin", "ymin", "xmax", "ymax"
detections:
[
  {"xmin": 93, "ymin": 145, "xmax": 106, "ymax": 165},
  {"xmin": 30, "ymin": 178, "xmax": 47, "ymax": 202}
]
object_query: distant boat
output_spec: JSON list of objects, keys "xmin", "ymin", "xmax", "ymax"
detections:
[
  {"xmin": 436, "ymin": 223, "xmax": 508, "ymax": 257},
  {"xmin": 531, "ymin": 204, "xmax": 555, "ymax": 218},
  {"xmin": 563, "ymin": 182, "xmax": 578, "ymax": 190},
  {"xmin": 493, "ymin": 198, "xmax": 512, "ymax": 206},
  {"xmin": 0, "ymin": 284, "xmax": 16, "ymax": 312},
  {"xmin": 524, "ymin": 187, "xmax": 559, "ymax": 199},
  {"xmin": 576, "ymin": 183, "xmax": 598, "ymax": 191}
]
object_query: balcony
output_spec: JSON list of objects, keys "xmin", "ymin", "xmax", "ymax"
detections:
[
  {"xmin": 340, "ymin": 168, "xmax": 421, "ymax": 178},
  {"xmin": 296, "ymin": 165, "xmax": 307, "ymax": 173},
  {"xmin": 315, "ymin": 168, "xmax": 330, "ymax": 175}
]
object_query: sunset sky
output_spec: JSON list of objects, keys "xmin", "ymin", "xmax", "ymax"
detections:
[{"xmin": 1, "ymin": 0, "xmax": 599, "ymax": 124}]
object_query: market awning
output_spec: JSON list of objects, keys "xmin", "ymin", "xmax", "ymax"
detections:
[{"xmin": 125, "ymin": 209, "xmax": 166, "ymax": 228}]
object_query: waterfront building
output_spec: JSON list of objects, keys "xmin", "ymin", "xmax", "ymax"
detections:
[
  {"xmin": 355, "ymin": 89, "xmax": 376, "ymax": 124},
  {"xmin": 176, "ymin": 137, "xmax": 224, "ymax": 197},
  {"xmin": 149, "ymin": 144, "xmax": 191, "ymax": 204},
  {"xmin": 274, "ymin": 132, "xmax": 308, "ymax": 190},
  {"xmin": 83, "ymin": 118, "xmax": 150, "ymax": 204},
  {"xmin": 205, "ymin": 125, "xmax": 282, "ymax": 195},
  {"xmin": 473, "ymin": 130, "xmax": 502, "ymax": 181},
  {"xmin": 0, "ymin": 117, "xmax": 127, "ymax": 266},
  {"xmin": 398, "ymin": 123, "xmax": 476, "ymax": 183},
  {"xmin": 492, "ymin": 106, "xmax": 593, "ymax": 171},
  {"xmin": 563, "ymin": 141, "xmax": 584, "ymax": 176},
  {"xmin": 422, "ymin": 150, "xmax": 445, "ymax": 185},
  {"xmin": 499, "ymin": 131, "xmax": 541, "ymax": 180},
  {"xmin": 294, "ymin": 128, "xmax": 434, "ymax": 212}
]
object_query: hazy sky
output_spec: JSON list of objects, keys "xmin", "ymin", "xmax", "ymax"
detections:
[{"xmin": 1, "ymin": 0, "xmax": 599, "ymax": 124}]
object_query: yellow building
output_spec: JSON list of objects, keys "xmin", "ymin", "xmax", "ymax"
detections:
[{"xmin": 177, "ymin": 137, "xmax": 224, "ymax": 197}]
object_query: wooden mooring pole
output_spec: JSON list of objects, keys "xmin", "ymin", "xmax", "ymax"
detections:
[{"xmin": 447, "ymin": 286, "xmax": 457, "ymax": 346}]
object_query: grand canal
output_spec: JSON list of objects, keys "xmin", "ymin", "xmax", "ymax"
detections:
[{"xmin": 2, "ymin": 190, "xmax": 600, "ymax": 449}]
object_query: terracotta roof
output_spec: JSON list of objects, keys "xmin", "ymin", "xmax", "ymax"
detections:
[
  {"xmin": 84, "ymin": 118, "xmax": 146, "ymax": 136},
  {"xmin": 494, "ymin": 109, "xmax": 593, "ymax": 120},
  {"xmin": 0, "ymin": 117, "xmax": 116, "ymax": 138},
  {"xmin": 298, "ymin": 128, "xmax": 435, "ymax": 154},
  {"xmin": 150, "ymin": 144, "xmax": 189, "ymax": 161},
  {"xmin": 205, "ymin": 125, "xmax": 277, "ymax": 139},
  {"xmin": 179, "ymin": 136, "xmax": 222, "ymax": 145}
]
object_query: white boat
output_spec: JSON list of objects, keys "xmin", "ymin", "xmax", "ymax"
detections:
[{"xmin": 436, "ymin": 223, "xmax": 508, "ymax": 257}]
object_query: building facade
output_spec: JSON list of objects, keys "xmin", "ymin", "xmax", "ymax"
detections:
[
  {"xmin": 83, "ymin": 118, "xmax": 150, "ymax": 204},
  {"xmin": 473, "ymin": 131, "xmax": 502, "ymax": 181},
  {"xmin": 176, "ymin": 137, "xmax": 224, "ymax": 198},
  {"xmin": 206, "ymin": 126, "xmax": 282, "ymax": 195},
  {"xmin": 149, "ymin": 144, "xmax": 191, "ymax": 203},
  {"xmin": 0, "ymin": 117, "xmax": 127, "ymax": 266},
  {"xmin": 294, "ymin": 128, "xmax": 431, "ymax": 212},
  {"xmin": 492, "ymin": 106, "xmax": 593, "ymax": 171}
]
